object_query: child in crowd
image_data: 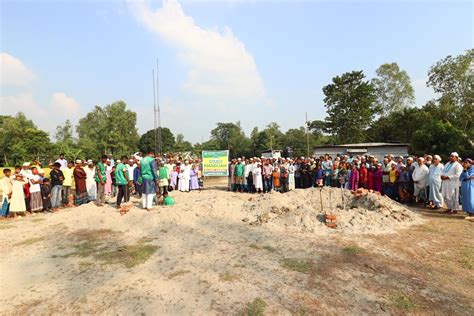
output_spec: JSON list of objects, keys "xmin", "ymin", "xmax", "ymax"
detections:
[
  {"xmin": 398, "ymin": 166, "xmax": 410, "ymax": 203},
  {"xmin": 170, "ymin": 167, "xmax": 178, "ymax": 190},
  {"xmin": 29, "ymin": 167, "xmax": 43, "ymax": 212},
  {"xmin": 0, "ymin": 169, "xmax": 12, "ymax": 219},
  {"xmin": 315, "ymin": 165, "xmax": 324, "ymax": 187},
  {"xmin": 280, "ymin": 166, "xmax": 289, "ymax": 192},
  {"xmin": 272, "ymin": 166, "xmax": 281, "ymax": 192},
  {"xmin": 41, "ymin": 178, "xmax": 52, "ymax": 212},
  {"xmin": 110, "ymin": 166, "xmax": 117, "ymax": 197},
  {"xmin": 160, "ymin": 192, "xmax": 175, "ymax": 206}
]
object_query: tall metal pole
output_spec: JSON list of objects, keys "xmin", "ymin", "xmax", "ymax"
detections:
[
  {"xmin": 152, "ymin": 69, "xmax": 157, "ymax": 154},
  {"xmin": 156, "ymin": 58, "xmax": 163, "ymax": 156},
  {"xmin": 306, "ymin": 112, "xmax": 310, "ymax": 157}
]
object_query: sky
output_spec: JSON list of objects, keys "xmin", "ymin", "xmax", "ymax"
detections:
[{"xmin": 1, "ymin": 0, "xmax": 472, "ymax": 143}]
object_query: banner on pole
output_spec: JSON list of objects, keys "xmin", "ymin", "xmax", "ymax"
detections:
[{"xmin": 202, "ymin": 150, "xmax": 229, "ymax": 176}]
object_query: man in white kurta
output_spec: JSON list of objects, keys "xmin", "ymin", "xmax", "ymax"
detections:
[
  {"xmin": 412, "ymin": 157, "xmax": 429, "ymax": 202},
  {"xmin": 441, "ymin": 152, "xmax": 463, "ymax": 212},
  {"xmin": 178, "ymin": 161, "xmax": 191, "ymax": 192},
  {"xmin": 85, "ymin": 160, "xmax": 97, "ymax": 201},
  {"xmin": 428, "ymin": 155, "xmax": 444, "ymax": 208}
]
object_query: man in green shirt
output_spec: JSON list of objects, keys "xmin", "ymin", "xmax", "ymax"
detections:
[
  {"xmin": 115, "ymin": 155, "xmax": 130, "ymax": 208},
  {"xmin": 235, "ymin": 158, "xmax": 245, "ymax": 192},
  {"xmin": 141, "ymin": 150, "xmax": 158, "ymax": 210},
  {"xmin": 161, "ymin": 192, "xmax": 175, "ymax": 206},
  {"xmin": 158, "ymin": 162, "xmax": 169, "ymax": 196},
  {"xmin": 95, "ymin": 155, "xmax": 107, "ymax": 206}
]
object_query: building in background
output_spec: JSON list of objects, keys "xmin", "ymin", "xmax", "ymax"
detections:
[
  {"xmin": 261, "ymin": 150, "xmax": 282, "ymax": 159},
  {"xmin": 313, "ymin": 143, "xmax": 409, "ymax": 161}
]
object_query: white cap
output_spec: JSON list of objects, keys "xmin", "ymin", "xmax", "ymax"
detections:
[
  {"xmin": 22, "ymin": 162, "xmax": 31, "ymax": 167},
  {"xmin": 87, "ymin": 159, "xmax": 93, "ymax": 164},
  {"xmin": 450, "ymin": 152, "xmax": 459, "ymax": 157},
  {"xmin": 76, "ymin": 159, "xmax": 82, "ymax": 164}
]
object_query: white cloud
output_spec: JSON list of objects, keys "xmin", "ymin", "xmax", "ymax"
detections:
[
  {"xmin": 51, "ymin": 92, "xmax": 81, "ymax": 115},
  {"xmin": 130, "ymin": 0, "xmax": 266, "ymax": 98},
  {"xmin": 0, "ymin": 52, "xmax": 35, "ymax": 86},
  {"xmin": 0, "ymin": 93, "xmax": 47, "ymax": 118},
  {"xmin": 1, "ymin": 92, "xmax": 81, "ymax": 137}
]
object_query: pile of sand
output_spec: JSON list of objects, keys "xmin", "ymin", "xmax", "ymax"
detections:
[{"xmin": 240, "ymin": 187, "xmax": 422, "ymax": 234}]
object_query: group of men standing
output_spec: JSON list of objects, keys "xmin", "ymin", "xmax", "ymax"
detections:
[{"xmin": 226, "ymin": 152, "xmax": 474, "ymax": 219}]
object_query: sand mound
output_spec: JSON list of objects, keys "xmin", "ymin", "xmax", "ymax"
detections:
[{"xmin": 241, "ymin": 187, "xmax": 422, "ymax": 234}]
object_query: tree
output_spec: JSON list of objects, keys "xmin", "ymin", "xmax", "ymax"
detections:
[
  {"xmin": 322, "ymin": 71, "xmax": 377, "ymax": 143},
  {"xmin": 263, "ymin": 122, "xmax": 284, "ymax": 150},
  {"xmin": 427, "ymin": 49, "xmax": 473, "ymax": 137},
  {"xmin": 55, "ymin": 119, "xmax": 74, "ymax": 145},
  {"xmin": 139, "ymin": 127, "xmax": 175, "ymax": 153},
  {"xmin": 174, "ymin": 134, "xmax": 193, "ymax": 153},
  {"xmin": 371, "ymin": 62, "xmax": 415, "ymax": 115},
  {"xmin": 0, "ymin": 112, "xmax": 52, "ymax": 165},
  {"xmin": 210, "ymin": 122, "xmax": 250, "ymax": 157},
  {"xmin": 77, "ymin": 101, "xmax": 140, "ymax": 158}
]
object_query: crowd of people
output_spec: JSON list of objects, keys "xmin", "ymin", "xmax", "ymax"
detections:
[
  {"xmin": 0, "ymin": 150, "xmax": 473, "ymax": 221},
  {"xmin": 227, "ymin": 152, "xmax": 474, "ymax": 220},
  {"xmin": 0, "ymin": 150, "xmax": 210, "ymax": 219}
]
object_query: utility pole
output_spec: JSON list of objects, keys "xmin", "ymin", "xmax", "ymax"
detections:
[
  {"xmin": 156, "ymin": 58, "xmax": 163, "ymax": 156},
  {"xmin": 305, "ymin": 112, "xmax": 310, "ymax": 157},
  {"xmin": 152, "ymin": 69, "xmax": 157, "ymax": 154}
]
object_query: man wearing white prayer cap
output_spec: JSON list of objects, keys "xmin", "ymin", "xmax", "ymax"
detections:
[{"xmin": 441, "ymin": 152, "xmax": 463, "ymax": 213}]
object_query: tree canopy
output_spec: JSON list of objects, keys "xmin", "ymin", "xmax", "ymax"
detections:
[
  {"xmin": 322, "ymin": 70, "xmax": 378, "ymax": 143},
  {"xmin": 371, "ymin": 62, "xmax": 415, "ymax": 115}
]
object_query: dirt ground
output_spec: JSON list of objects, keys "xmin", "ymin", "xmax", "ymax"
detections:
[{"xmin": 0, "ymin": 177, "xmax": 473, "ymax": 315}]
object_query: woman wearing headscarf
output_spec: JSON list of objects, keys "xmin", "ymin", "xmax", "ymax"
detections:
[
  {"xmin": 460, "ymin": 158, "xmax": 474, "ymax": 220},
  {"xmin": 73, "ymin": 160, "xmax": 88, "ymax": 205}
]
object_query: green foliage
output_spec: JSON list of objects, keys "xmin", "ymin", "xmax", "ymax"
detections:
[
  {"xmin": 372, "ymin": 62, "xmax": 415, "ymax": 114},
  {"xmin": 427, "ymin": 49, "xmax": 473, "ymax": 137},
  {"xmin": 210, "ymin": 122, "xmax": 251, "ymax": 157},
  {"xmin": 323, "ymin": 70, "xmax": 378, "ymax": 143},
  {"xmin": 77, "ymin": 101, "xmax": 140, "ymax": 159},
  {"xmin": 173, "ymin": 133, "xmax": 193, "ymax": 153},
  {"xmin": 139, "ymin": 127, "xmax": 175, "ymax": 153},
  {"xmin": 241, "ymin": 298, "xmax": 267, "ymax": 316},
  {"xmin": 0, "ymin": 112, "xmax": 52, "ymax": 166}
]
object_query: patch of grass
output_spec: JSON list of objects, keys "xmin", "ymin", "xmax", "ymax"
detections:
[
  {"xmin": 249, "ymin": 244, "xmax": 277, "ymax": 253},
  {"xmin": 62, "ymin": 241, "xmax": 105, "ymax": 258},
  {"xmin": 15, "ymin": 236, "xmax": 46, "ymax": 246},
  {"xmin": 168, "ymin": 269, "xmax": 191, "ymax": 279},
  {"xmin": 31, "ymin": 218, "xmax": 46, "ymax": 223},
  {"xmin": 343, "ymin": 245, "xmax": 364, "ymax": 255},
  {"xmin": 262, "ymin": 245, "xmax": 277, "ymax": 252},
  {"xmin": 281, "ymin": 258, "xmax": 311, "ymax": 273},
  {"xmin": 459, "ymin": 247, "xmax": 474, "ymax": 270},
  {"xmin": 233, "ymin": 263, "xmax": 246, "ymax": 268},
  {"xmin": 72, "ymin": 229, "xmax": 115, "ymax": 241},
  {"xmin": 220, "ymin": 272, "xmax": 239, "ymax": 282},
  {"xmin": 387, "ymin": 292, "xmax": 417, "ymax": 311},
  {"xmin": 241, "ymin": 297, "xmax": 267, "ymax": 316},
  {"xmin": 96, "ymin": 244, "xmax": 159, "ymax": 269}
]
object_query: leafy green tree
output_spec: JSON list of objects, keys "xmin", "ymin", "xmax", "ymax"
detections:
[
  {"xmin": 427, "ymin": 49, "xmax": 473, "ymax": 137},
  {"xmin": 55, "ymin": 119, "xmax": 74, "ymax": 145},
  {"xmin": 139, "ymin": 127, "xmax": 175, "ymax": 153},
  {"xmin": 322, "ymin": 71, "xmax": 377, "ymax": 143},
  {"xmin": 263, "ymin": 122, "xmax": 284, "ymax": 150},
  {"xmin": 411, "ymin": 120, "xmax": 473, "ymax": 159},
  {"xmin": 371, "ymin": 62, "xmax": 415, "ymax": 115},
  {"xmin": 210, "ymin": 122, "xmax": 250, "ymax": 157},
  {"xmin": 0, "ymin": 113, "xmax": 52, "ymax": 165},
  {"xmin": 77, "ymin": 101, "xmax": 140, "ymax": 158},
  {"xmin": 174, "ymin": 134, "xmax": 193, "ymax": 153}
]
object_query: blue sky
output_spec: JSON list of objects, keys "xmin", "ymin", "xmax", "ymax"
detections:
[{"xmin": 1, "ymin": 0, "xmax": 472, "ymax": 143}]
